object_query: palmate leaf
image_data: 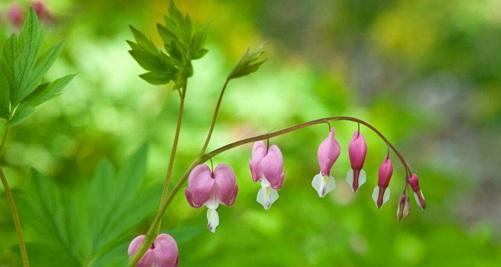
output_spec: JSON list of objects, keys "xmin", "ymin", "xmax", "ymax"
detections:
[
  {"xmin": 21, "ymin": 145, "xmax": 161, "ymax": 267},
  {"xmin": 0, "ymin": 9, "xmax": 73, "ymax": 125},
  {"xmin": 128, "ymin": 1, "xmax": 209, "ymax": 89}
]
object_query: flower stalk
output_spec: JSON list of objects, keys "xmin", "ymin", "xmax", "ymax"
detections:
[
  {"xmin": 129, "ymin": 115, "xmax": 414, "ymax": 266},
  {"xmin": 0, "ymin": 126, "xmax": 30, "ymax": 267}
]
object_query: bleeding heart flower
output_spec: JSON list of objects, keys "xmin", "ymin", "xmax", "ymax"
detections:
[
  {"xmin": 312, "ymin": 129, "xmax": 340, "ymax": 197},
  {"xmin": 185, "ymin": 163, "xmax": 238, "ymax": 233},
  {"xmin": 372, "ymin": 155, "xmax": 393, "ymax": 208},
  {"xmin": 249, "ymin": 141, "xmax": 285, "ymax": 210},
  {"xmin": 128, "ymin": 234, "xmax": 179, "ymax": 267},
  {"xmin": 397, "ymin": 193, "xmax": 411, "ymax": 221},
  {"xmin": 407, "ymin": 173, "xmax": 426, "ymax": 209},
  {"xmin": 346, "ymin": 130, "xmax": 367, "ymax": 192}
]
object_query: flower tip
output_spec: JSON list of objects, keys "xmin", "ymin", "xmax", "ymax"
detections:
[
  {"xmin": 346, "ymin": 169, "xmax": 366, "ymax": 192},
  {"xmin": 312, "ymin": 173, "xmax": 335, "ymax": 198}
]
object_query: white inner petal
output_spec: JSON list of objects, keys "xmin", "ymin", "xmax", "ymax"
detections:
[
  {"xmin": 207, "ymin": 208, "xmax": 219, "ymax": 233},
  {"xmin": 345, "ymin": 169, "xmax": 366, "ymax": 192},
  {"xmin": 312, "ymin": 173, "xmax": 335, "ymax": 198},
  {"xmin": 256, "ymin": 182, "xmax": 279, "ymax": 210},
  {"xmin": 205, "ymin": 194, "xmax": 220, "ymax": 210},
  {"xmin": 372, "ymin": 187, "xmax": 391, "ymax": 207},
  {"xmin": 414, "ymin": 191, "xmax": 425, "ymax": 209}
]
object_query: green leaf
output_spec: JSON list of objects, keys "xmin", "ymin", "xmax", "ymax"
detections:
[
  {"xmin": 128, "ymin": 48, "xmax": 170, "ymax": 73},
  {"xmin": 0, "ymin": 68, "xmax": 9, "ymax": 119},
  {"xmin": 23, "ymin": 74, "xmax": 76, "ymax": 107},
  {"xmin": 228, "ymin": 45, "xmax": 267, "ymax": 80},
  {"xmin": 10, "ymin": 9, "xmax": 44, "ymax": 103},
  {"xmin": 21, "ymin": 146, "xmax": 161, "ymax": 266},
  {"xmin": 129, "ymin": 26, "xmax": 158, "ymax": 54},
  {"xmin": 139, "ymin": 71, "xmax": 175, "ymax": 85},
  {"xmin": 23, "ymin": 42, "xmax": 65, "ymax": 100},
  {"xmin": 7, "ymin": 105, "xmax": 35, "ymax": 126},
  {"xmin": 190, "ymin": 25, "xmax": 209, "ymax": 60}
]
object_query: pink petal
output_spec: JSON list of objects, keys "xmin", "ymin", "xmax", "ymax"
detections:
[
  {"xmin": 348, "ymin": 131, "xmax": 367, "ymax": 170},
  {"xmin": 261, "ymin": 145, "xmax": 285, "ymax": 189},
  {"xmin": 128, "ymin": 235, "xmax": 155, "ymax": 267},
  {"xmin": 249, "ymin": 141, "xmax": 267, "ymax": 181},
  {"xmin": 317, "ymin": 129, "xmax": 340, "ymax": 176},
  {"xmin": 213, "ymin": 164, "xmax": 238, "ymax": 206},
  {"xmin": 154, "ymin": 234, "xmax": 179, "ymax": 267},
  {"xmin": 185, "ymin": 164, "xmax": 215, "ymax": 208}
]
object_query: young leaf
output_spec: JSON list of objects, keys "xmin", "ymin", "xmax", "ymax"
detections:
[
  {"xmin": 140, "ymin": 71, "xmax": 175, "ymax": 85},
  {"xmin": 228, "ymin": 45, "xmax": 267, "ymax": 80}
]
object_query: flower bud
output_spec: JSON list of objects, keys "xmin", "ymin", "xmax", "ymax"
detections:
[
  {"xmin": 128, "ymin": 234, "xmax": 179, "ymax": 267},
  {"xmin": 372, "ymin": 156, "xmax": 393, "ymax": 208},
  {"xmin": 396, "ymin": 193, "xmax": 411, "ymax": 221},
  {"xmin": 346, "ymin": 131, "xmax": 367, "ymax": 192},
  {"xmin": 407, "ymin": 173, "xmax": 426, "ymax": 209}
]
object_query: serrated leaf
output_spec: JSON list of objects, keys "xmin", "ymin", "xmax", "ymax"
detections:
[
  {"xmin": 129, "ymin": 26, "xmax": 157, "ymax": 54},
  {"xmin": 128, "ymin": 49, "xmax": 169, "ymax": 72},
  {"xmin": 12, "ymin": 10, "xmax": 44, "ymax": 102},
  {"xmin": 22, "ymin": 41, "xmax": 65, "ymax": 100},
  {"xmin": 190, "ymin": 25, "xmax": 209, "ymax": 60},
  {"xmin": 22, "ymin": 74, "xmax": 76, "ymax": 107},
  {"xmin": 7, "ymin": 105, "xmax": 35, "ymax": 126},
  {"xmin": 228, "ymin": 45, "xmax": 267, "ymax": 80}
]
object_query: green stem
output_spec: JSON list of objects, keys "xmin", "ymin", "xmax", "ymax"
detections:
[
  {"xmin": 0, "ymin": 127, "xmax": 30, "ymax": 267},
  {"xmin": 129, "ymin": 84, "xmax": 187, "ymax": 266},
  {"xmin": 129, "ymin": 115, "xmax": 412, "ymax": 266},
  {"xmin": 199, "ymin": 79, "xmax": 230, "ymax": 154}
]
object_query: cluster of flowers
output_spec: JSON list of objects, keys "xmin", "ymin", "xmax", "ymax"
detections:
[
  {"xmin": 0, "ymin": 0, "xmax": 52, "ymax": 30},
  {"xmin": 128, "ymin": 128, "xmax": 426, "ymax": 267}
]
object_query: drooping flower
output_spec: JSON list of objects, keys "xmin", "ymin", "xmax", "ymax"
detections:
[
  {"xmin": 346, "ymin": 130, "xmax": 367, "ymax": 192},
  {"xmin": 407, "ymin": 173, "xmax": 426, "ymax": 209},
  {"xmin": 372, "ymin": 155, "xmax": 393, "ymax": 208},
  {"xmin": 128, "ymin": 234, "xmax": 179, "ymax": 267},
  {"xmin": 249, "ymin": 141, "xmax": 285, "ymax": 210},
  {"xmin": 185, "ymin": 163, "xmax": 238, "ymax": 233},
  {"xmin": 312, "ymin": 129, "xmax": 340, "ymax": 197},
  {"xmin": 8, "ymin": 3, "xmax": 24, "ymax": 29},
  {"xmin": 396, "ymin": 192, "xmax": 411, "ymax": 221}
]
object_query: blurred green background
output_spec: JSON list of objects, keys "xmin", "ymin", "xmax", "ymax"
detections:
[{"xmin": 1, "ymin": 0, "xmax": 501, "ymax": 266}]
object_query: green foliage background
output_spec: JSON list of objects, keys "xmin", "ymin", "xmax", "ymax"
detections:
[{"xmin": 1, "ymin": 0, "xmax": 500, "ymax": 266}]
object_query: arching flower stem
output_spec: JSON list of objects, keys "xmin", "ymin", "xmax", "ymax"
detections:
[{"xmin": 129, "ymin": 115, "xmax": 413, "ymax": 266}]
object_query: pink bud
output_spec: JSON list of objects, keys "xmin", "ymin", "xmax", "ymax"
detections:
[
  {"xmin": 8, "ymin": 3, "xmax": 24, "ymax": 29},
  {"xmin": 372, "ymin": 156, "xmax": 393, "ymax": 208},
  {"xmin": 128, "ymin": 234, "xmax": 179, "ymax": 267},
  {"xmin": 317, "ymin": 129, "xmax": 340, "ymax": 176},
  {"xmin": 312, "ymin": 129, "xmax": 340, "ymax": 197},
  {"xmin": 249, "ymin": 141, "xmax": 285, "ymax": 209},
  {"xmin": 407, "ymin": 173, "xmax": 426, "ymax": 210},
  {"xmin": 396, "ymin": 193, "xmax": 411, "ymax": 221},
  {"xmin": 346, "ymin": 131, "xmax": 367, "ymax": 192}
]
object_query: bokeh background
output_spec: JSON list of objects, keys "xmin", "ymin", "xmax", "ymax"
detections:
[{"xmin": 1, "ymin": 0, "xmax": 501, "ymax": 266}]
